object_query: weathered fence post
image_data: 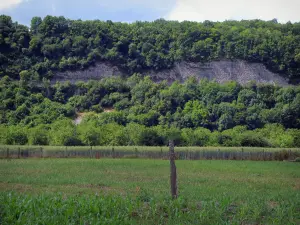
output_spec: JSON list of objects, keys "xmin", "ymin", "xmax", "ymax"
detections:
[
  {"xmin": 169, "ymin": 140, "xmax": 178, "ymax": 199},
  {"xmin": 40, "ymin": 147, "xmax": 43, "ymax": 158},
  {"xmin": 18, "ymin": 147, "xmax": 21, "ymax": 159},
  {"xmin": 112, "ymin": 147, "xmax": 115, "ymax": 158},
  {"xmin": 6, "ymin": 148, "xmax": 9, "ymax": 159},
  {"xmin": 241, "ymin": 148, "xmax": 244, "ymax": 160}
]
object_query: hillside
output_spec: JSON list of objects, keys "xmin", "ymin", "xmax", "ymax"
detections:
[
  {"xmin": 1, "ymin": 15, "xmax": 300, "ymax": 148},
  {"xmin": 1, "ymin": 15, "xmax": 300, "ymax": 83},
  {"xmin": 53, "ymin": 60, "xmax": 289, "ymax": 85},
  {"xmin": 1, "ymin": 74, "xmax": 300, "ymax": 147}
]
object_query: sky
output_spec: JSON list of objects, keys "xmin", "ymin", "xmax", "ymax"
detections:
[{"xmin": 1, "ymin": 0, "xmax": 300, "ymax": 25}]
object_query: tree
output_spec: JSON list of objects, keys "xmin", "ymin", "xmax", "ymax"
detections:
[
  {"xmin": 29, "ymin": 125, "xmax": 49, "ymax": 145},
  {"xmin": 49, "ymin": 119, "xmax": 82, "ymax": 146},
  {"xmin": 182, "ymin": 100, "xmax": 209, "ymax": 128},
  {"xmin": 79, "ymin": 127, "xmax": 100, "ymax": 146},
  {"xmin": 137, "ymin": 128, "xmax": 164, "ymax": 146},
  {"xmin": 237, "ymin": 89, "xmax": 257, "ymax": 107},
  {"xmin": 1, "ymin": 16, "xmax": 300, "ymax": 81},
  {"xmin": 218, "ymin": 114, "xmax": 234, "ymax": 131},
  {"xmin": 6, "ymin": 126, "xmax": 28, "ymax": 145},
  {"xmin": 30, "ymin": 17, "xmax": 42, "ymax": 34}
]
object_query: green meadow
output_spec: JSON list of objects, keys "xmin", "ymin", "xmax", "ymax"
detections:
[{"xmin": 1, "ymin": 159, "xmax": 299, "ymax": 224}]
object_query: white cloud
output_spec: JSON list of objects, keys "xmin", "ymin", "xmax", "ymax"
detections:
[
  {"xmin": 166, "ymin": 0, "xmax": 300, "ymax": 23},
  {"xmin": 0, "ymin": 0, "xmax": 23, "ymax": 10}
]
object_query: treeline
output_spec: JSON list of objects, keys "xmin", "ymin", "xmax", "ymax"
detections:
[
  {"xmin": 1, "ymin": 15, "xmax": 300, "ymax": 81},
  {"xmin": 1, "ymin": 74, "xmax": 300, "ymax": 147},
  {"xmin": 1, "ymin": 120, "xmax": 300, "ymax": 147}
]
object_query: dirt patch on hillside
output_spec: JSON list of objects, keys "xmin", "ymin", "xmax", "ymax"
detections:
[
  {"xmin": 74, "ymin": 109, "xmax": 114, "ymax": 125},
  {"xmin": 103, "ymin": 107, "xmax": 115, "ymax": 113},
  {"xmin": 74, "ymin": 112, "xmax": 89, "ymax": 125}
]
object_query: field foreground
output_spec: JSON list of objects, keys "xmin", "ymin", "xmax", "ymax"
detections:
[{"xmin": 0, "ymin": 159, "xmax": 299, "ymax": 224}]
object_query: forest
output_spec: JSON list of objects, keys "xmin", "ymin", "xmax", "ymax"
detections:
[
  {"xmin": 1, "ymin": 74, "xmax": 300, "ymax": 147},
  {"xmin": 0, "ymin": 15, "xmax": 300, "ymax": 82},
  {"xmin": 1, "ymin": 15, "xmax": 300, "ymax": 147}
]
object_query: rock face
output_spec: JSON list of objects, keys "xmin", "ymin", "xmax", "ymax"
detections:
[
  {"xmin": 53, "ymin": 60, "xmax": 289, "ymax": 85},
  {"xmin": 52, "ymin": 62, "xmax": 124, "ymax": 83}
]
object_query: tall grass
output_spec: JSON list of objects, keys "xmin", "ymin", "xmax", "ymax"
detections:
[{"xmin": 1, "ymin": 145, "xmax": 300, "ymax": 161}]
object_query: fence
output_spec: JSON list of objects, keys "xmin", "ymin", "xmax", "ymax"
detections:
[{"xmin": 1, "ymin": 146, "xmax": 299, "ymax": 161}]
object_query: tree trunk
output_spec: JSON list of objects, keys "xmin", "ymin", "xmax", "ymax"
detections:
[{"xmin": 169, "ymin": 140, "xmax": 178, "ymax": 199}]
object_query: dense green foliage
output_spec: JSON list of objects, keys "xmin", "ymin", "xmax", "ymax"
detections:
[
  {"xmin": 1, "ymin": 15, "xmax": 300, "ymax": 81},
  {"xmin": 1, "ymin": 75, "xmax": 300, "ymax": 147},
  {"xmin": 1, "ymin": 159, "xmax": 299, "ymax": 224}
]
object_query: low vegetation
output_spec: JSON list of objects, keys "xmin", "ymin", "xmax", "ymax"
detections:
[
  {"xmin": 0, "ymin": 159, "xmax": 299, "ymax": 224},
  {"xmin": 1, "ymin": 145, "xmax": 300, "ymax": 161}
]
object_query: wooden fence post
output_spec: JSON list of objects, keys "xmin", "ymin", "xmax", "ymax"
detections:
[
  {"xmin": 90, "ymin": 146, "xmax": 92, "ymax": 159},
  {"xmin": 6, "ymin": 148, "xmax": 9, "ymax": 159},
  {"xmin": 40, "ymin": 147, "xmax": 43, "ymax": 158},
  {"xmin": 18, "ymin": 147, "xmax": 21, "ymax": 159},
  {"xmin": 169, "ymin": 140, "xmax": 178, "ymax": 199},
  {"xmin": 241, "ymin": 148, "xmax": 244, "ymax": 160},
  {"xmin": 112, "ymin": 147, "xmax": 115, "ymax": 158}
]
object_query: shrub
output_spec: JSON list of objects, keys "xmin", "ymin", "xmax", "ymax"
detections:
[
  {"xmin": 240, "ymin": 133, "xmax": 272, "ymax": 147},
  {"xmin": 29, "ymin": 125, "xmax": 49, "ymax": 145},
  {"xmin": 137, "ymin": 128, "xmax": 164, "ymax": 146},
  {"xmin": 91, "ymin": 105, "xmax": 103, "ymax": 113},
  {"xmin": 218, "ymin": 134, "xmax": 233, "ymax": 146},
  {"xmin": 6, "ymin": 126, "xmax": 28, "ymax": 145},
  {"xmin": 64, "ymin": 136, "xmax": 84, "ymax": 146}
]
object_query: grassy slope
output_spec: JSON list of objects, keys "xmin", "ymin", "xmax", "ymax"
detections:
[{"xmin": 0, "ymin": 159, "xmax": 300, "ymax": 224}]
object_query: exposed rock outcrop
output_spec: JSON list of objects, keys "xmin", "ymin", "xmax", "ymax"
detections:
[{"xmin": 53, "ymin": 60, "xmax": 289, "ymax": 85}]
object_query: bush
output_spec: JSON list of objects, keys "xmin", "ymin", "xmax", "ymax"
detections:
[
  {"xmin": 137, "ymin": 128, "xmax": 164, "ymax": 146},
  {"xmin": 29, "ymin": 126, "xmax": 49, "ymax": 145},
  {"xmin": 218, "ymin": 135, "xmax": 233, "ymax": 146},
  {"xmin": 64, "ymin": 136, "xmax": 84, "ymax": 146},
  {"xmin": 240, "ymin": 133, "xmax": 272, "ymax": 147},
  {"xmin": 91, "ymin": 105, "xmax": 103, "ymax": 113},
  {"xmin": 6, "ymin": 126, "xmax": 28, "ymax": 145}
]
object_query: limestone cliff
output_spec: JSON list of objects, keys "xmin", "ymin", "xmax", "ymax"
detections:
[{"xmin": 52, "ymin": 60, "xmax": 289, "ymax": 85}]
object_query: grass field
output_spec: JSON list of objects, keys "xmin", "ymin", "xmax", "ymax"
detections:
[{"xmin": 0, "ymin": 158, "xmax": 299, "ymax": 224}]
